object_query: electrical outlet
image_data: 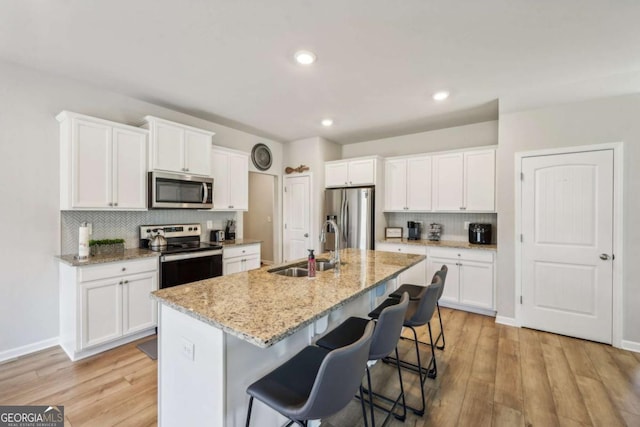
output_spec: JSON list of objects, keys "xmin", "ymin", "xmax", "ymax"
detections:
[
  {"xmin": 181, "ymin": 338, "xmax": 195, "ymax": 361},
  {"xmin": 206, "ymin": 220, "xmax": 213, "ymax": 229},
  {"xmin": 464, "ymin": 221, "xmax": 470, "ymax": 230},
  {"xmin": 87, "ymin": 223, "xmax": 93, "ymax": 235}
]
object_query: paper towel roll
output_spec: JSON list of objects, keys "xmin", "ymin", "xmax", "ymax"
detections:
[{"xmin": 79, "ymin": 223, "xmax": 90, "ymax": 259}]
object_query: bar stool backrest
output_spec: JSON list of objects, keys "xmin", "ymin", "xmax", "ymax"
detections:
[
  {"xmin": 406, "ymin": 275, "xmax": 442, "ymax": 327},
  {"xmin": 292, "ymin": 321, "xmax": 374, "ymax": 420},
  {"xmin": 434, "ymin": 265, "xmax": 448, "ymax": 299},
  {"xmin": 370, "ymin": 292, "xmax": 410, "ymax": 360}
]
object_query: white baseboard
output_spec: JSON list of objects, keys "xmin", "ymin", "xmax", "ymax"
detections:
[
  {"xmin": 0, "ymin": 337, "xmax": 60, "ymax": 363},
  {"xmin": 621, "ymin": 340, "xmax": 640, "ymax": 353},
  {"xmin": 495, "ymin": 315, "xmax": 520, "ymax": 327},
  {"xmin": 438, "ymin": 301, "xmax": 496, "ymax": 317}
]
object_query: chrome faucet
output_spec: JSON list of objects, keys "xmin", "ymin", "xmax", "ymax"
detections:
[{"xmin": 319, "ymin": 219, "xmax": 340, "ymax": 269}]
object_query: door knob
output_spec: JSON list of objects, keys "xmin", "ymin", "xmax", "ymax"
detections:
[
  {"xmin": 599, "ymin": 253, "xmax": 611, "ymax": 260},
  {"xmin": 304, "ymin": 233, "xmax": 309, "ymax": 237}
]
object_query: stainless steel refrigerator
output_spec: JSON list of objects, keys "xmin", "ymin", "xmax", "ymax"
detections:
[{"xmin": 323, "ymin": 187, "xmax": 375, "ymax": 251}]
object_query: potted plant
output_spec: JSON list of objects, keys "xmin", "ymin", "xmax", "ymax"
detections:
[{"xmin": 89, "ymin": 238, "xmax": 125, "ymax": 256}]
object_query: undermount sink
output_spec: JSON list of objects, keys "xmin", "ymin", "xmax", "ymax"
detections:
[
  {"xmin": 316, "ymin": 260, "xmax": 335, "ymax": 271},
  {"xmin": 269, "ymin": 266, "xmax": 309, "ymax": 277}
]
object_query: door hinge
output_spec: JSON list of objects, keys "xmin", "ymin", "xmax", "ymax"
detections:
[
  {"xmin": 520, "ymin": 172, "xmax": 524, "ymax": 181},
  {"xmin": 520, "ymin": 234, "xmax": 523, "ymax": 243},
  {"xmin": 612, "ymin": 254, "xmax": 615, "ymax": 260},
  {"xmin": 520, "ymin": 295, "xmax": 523, "ymax": 304},
  {"xmin": 284, "ymin": 223, "xmax": 287, "ymax": 229},
  {"xmin": 284, "ymin": 186, "xmax": 287, "ymax": 192}
]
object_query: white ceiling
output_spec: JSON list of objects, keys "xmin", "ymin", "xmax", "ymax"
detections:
[{"xmin": 2, "ymin": 0, "xmax": 640, "ymax": 144}]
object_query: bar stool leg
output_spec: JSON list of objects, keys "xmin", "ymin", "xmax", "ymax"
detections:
[
  {"xmin": 359, "ymin": 384, "xmax": 370, "ymax": 427},
  {"xmin": 435, "ymin": 302, "xmax": 446, "ymax": 350},
  {"xmin": 365, "ymin": 366, "xmax": 376, "ymax": 427},
  {"xmin": 245, "ymin": 396, "xmax": 254, "ymax": 427},
  {"xmin": 394, "ymin": 347, "xmax": 407, "ymax": 421}
]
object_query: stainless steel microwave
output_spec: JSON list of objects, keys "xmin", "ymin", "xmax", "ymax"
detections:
[{"xmin": 148, "ymin": 171, "xmax": 213, "ymax": 209}]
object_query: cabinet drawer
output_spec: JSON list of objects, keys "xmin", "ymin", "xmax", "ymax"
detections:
[
  {"xmin": 428, "ymin": 247, "xmax": 494, "ymax": 262},
  {"xmin": 376, "ymin": 243, "xmax": 427, "ymax": 255},
  {"xmin": 79, "ymin": 258, "xmax": 158, "ymax": 283},
  {"xmin": 223, "ymin": 244, "xmax": 260, "ymax": 259}
]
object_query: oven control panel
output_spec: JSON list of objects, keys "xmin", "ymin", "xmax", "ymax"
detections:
[{"xmin": 140, "ymin": 224, "xmax": 201, "ymax": 239}]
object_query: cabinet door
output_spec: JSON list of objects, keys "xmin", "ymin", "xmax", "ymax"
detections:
[
  {"xmin": 348, "ymin": 159, "xmax": 375, "ymax": 185},
  {"xmin": 228, "ymin": 153, "xmax": 249, "ymax": 210},
  {"xmin": 113, "ymin": 128, "xmax": 147, "ymax": 209},
  {"xmin": 81, "ymin": 279, "xmax": 122, "ymax": 349},
  {"xmin": 153, "ymin": 122, "xmax": 184, "ymax": 173},
  {"xmin": 464, "ymin": 150, "xmax": 495, "ymax": 211},
  {"xmin": 325, "ymin": 162, "xmax": 349, "ymax": 187},
  {"xmin": 406, "ymin": 156, "xmax": 432, "ymax": 211},
  {"xmin": 223, "ymin": 257, "xmax": 244, "ymax": 276},
  {"xmin": 459, "ymin": 260, "xmax": 494, "ymax": 309},
  {"xmin": 433, "ymin": 153, "xmax": 464, "ymax": 211},
  {"xmin": 72, "ymin": 119, "xmax": 112, "ymax": 208},
  {"xmin": 122, "ymin": 272, "xmax": 158, "ymax": 335},
  {"xmin": 427, "ymin": 257, "xmax": 459, "ymax": 304},
  {"xmin": 384, "ymin": 159, "xmax": 407, "ymax": 211},
  {"xmin": 184, "ymin": 130, "xmax": 212, "ymax": 176},
  {"xmin": 243, "ymin": 254, "xmax": 261, "ymax": 271},
  {"xmin": 211, "ymin": 150, "xmax": 230, "ymax": 209}
]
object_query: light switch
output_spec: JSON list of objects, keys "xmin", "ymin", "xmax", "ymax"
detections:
[
  {"xmin": 464, "ymin": 221, "xmax": 470, "ymax": 230},
  {"xmin": 206, "ymin": 220, "xmax": 213, "ymax": 229},
  {"xmin": 267, "ymin": 216, "xmax": 272, "ymax": 223},
  {"xmin": 181, "ymin": 338, "xmax": 195, "ymax": 361}
]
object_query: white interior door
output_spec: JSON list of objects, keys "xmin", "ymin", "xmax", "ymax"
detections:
[
  {"xmin": 283, "ymin": 175, "xmax": 311, "ymax": 262},
  {"xmin": 521, "ymin": 150, "xmax": 614, "ymax": 343}
]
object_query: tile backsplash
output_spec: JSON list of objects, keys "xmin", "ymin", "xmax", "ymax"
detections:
[
  {"xmin": 61, "ymin": 210, "xmax": 237, "ymax": 255},
  {"xmin": 385, "ymin": 212, "xmax": 497, "ymax": 243}
]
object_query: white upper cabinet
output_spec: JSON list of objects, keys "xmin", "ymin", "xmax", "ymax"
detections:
[
  {"xmin": 325, "ymin": 157, "xmax": 378, "ymax": 187},
  {"xmin": 384, "ymin": 156, "xmax": 432, "ymax": 211},
  {"xmin": 433, "ymin": 149, "xmax": 495, "ymax": 212},
  {"xmin": 58, "ymin": 111, "xmax": 148, "ymax": 210},
  {"xmin": 143, "ymin": 116, "xmax": 214, "ymax": 176},
  {"xmin": 211, "ymin": 146, "xmax": 249, "ymax": 210}
]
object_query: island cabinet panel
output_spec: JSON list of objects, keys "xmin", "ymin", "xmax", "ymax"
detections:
[
  {"xmin": 222, "ymin": 243, "xmax": 261, "ymax": 275},
  {"xmin": 59, "ymin": 257, "xmax": 158, "ymax": 361},
  {"xmin": 375, "ymin": 242, "xmax": 427, "ymax": 286}
]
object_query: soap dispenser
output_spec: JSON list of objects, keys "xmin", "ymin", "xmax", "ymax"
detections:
[{"xmin": 307, "ymin": 249, "xmax": 316, "ymax": 278}]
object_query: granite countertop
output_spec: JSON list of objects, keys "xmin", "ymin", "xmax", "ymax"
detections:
[
  {"xmin": 209, "ymin": 238, "xmax": 262, "ymax": 247},
  {"xmin": 57, "ymin": 248, "xmax": 159, "ymax": 266},
  {"xmin": 379, "ymin": 238, "xmax": 497, "ymax": 251},
  {"xmin": 152, "ymin": 248, "xmax": 424, "ymax": 348}
]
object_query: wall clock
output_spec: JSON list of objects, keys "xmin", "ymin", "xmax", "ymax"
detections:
[{"xmin": 251, "ymin": 143, "xmax": 272, "ymax": 171}]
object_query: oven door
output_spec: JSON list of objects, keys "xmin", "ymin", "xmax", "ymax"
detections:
[{"xmin": 160, "ymin": 250, "xmax": 223, "ymax": 289}]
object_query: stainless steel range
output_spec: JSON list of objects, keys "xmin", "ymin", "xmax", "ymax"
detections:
[{"xmin": 140, "ymin": 223, "xmax": 223, "ymax": 289}]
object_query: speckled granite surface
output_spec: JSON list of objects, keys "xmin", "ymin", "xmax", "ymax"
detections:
[
  {"xmin": 152, "ymin": 248, "xmax": 424, "ymax": 348},
  {"xmin": 57, "ymin": 248, "xmax": 159, "ymax": 266},
  {"xmin": 379, "ymin": 238, "xmax": 497, "ymax": 251}
]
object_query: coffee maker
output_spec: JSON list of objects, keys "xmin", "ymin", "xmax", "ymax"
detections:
[{"xmin": 407, "ymin": 221, "xmax": 421, "ymax": 240}]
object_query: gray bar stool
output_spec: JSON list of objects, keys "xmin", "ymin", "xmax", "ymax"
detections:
[
  {"xmin": 245, "ymin": 321, "xmax": 374, "ymax": 427},
  {"xmin": 368, "ymin": 275, "xmax": 442, "ymax": 416},
  {"xmin": 389, "ymin": 265, "xmax": 448, "ymax": 349},
  {"xmin": 316, "ymin": 292, "xmax": 410, "ymax": 427}
]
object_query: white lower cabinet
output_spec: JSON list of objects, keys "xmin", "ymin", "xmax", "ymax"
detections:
[
  {"xmin": 375, "ymin": 243, "xmax": 428, "ymax": 288},
  {"xmin": 60, "ymin": 257, "xmax": 158, "ymax": 361},
  {"xmin": 427, "ymin": 247, "xmax": 495, "ymax": 314},
  {"xmin": 223, "ymin": 244, "xmax": 261, "ymax": 275}
]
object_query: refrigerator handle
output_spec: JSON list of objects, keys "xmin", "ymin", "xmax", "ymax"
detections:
[{"xmin": 344, "ymin": 199, "xmax": 349, "ymax": 242}]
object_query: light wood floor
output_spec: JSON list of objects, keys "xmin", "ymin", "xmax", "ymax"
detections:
[{"xmin": 1, "ymin": 308, "xmax": 639, "ymax": 426}]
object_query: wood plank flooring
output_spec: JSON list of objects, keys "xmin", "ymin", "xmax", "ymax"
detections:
[{"xmin": 1, "ymin": 309, "xmax": 639, "ymax": 426}]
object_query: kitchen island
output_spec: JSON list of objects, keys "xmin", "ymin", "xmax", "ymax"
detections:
[{"xmin": 151, "ymin": 248, "xmax": 425, "ymax": 427}]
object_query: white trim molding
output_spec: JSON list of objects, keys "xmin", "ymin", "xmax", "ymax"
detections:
[
  {"xmin": 0, "ymin": 337, "xmax": 59, "ymax": 363},
  {"xmin": 495, "ymin": 315, "xmax": 520, "ymax": 327},
  {"xmin": 514, "ymin": 142, "xmax": 624, "ymax": 348},
  {"xmin": 621, "ymin": 340, "xmax": 640, "ymax": 354}
]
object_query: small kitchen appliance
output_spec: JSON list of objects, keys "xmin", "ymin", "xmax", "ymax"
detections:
[
  {"xmin": 407, "ymin": 221, "xmax": 421, "ymax": 240},
  {"xmin": 469, "ymin": 223, "xmax": 492, "ymax": 245},
  {"xmin": 427, "ymin": 223, "xmax": 442, "ymax": 241},
  {"xmin": 225, "ymin": 220, "xmax": 236, "ymax": 240},
  {"xmin": 148, "ymin": 171, "xmax": 213, "ymax": 209},
  {"xmin": 140, "ymin": 223, "xmax": 223, "ymax": 289},
  {"xmin": 210, "ymin": 229, "xmax": 225, "ymax": 242}
]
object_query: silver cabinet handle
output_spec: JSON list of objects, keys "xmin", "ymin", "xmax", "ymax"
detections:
[
  {"xmin": 599, "ymin": 254, "xmax": 611, "ymax": 260},
  {"xmin": 460, "ymin": 207, "xmax": 466, "ymax": 210},
  {"xmin": 108, "ymin": 202, "xmax": 113, "ymax": 206},
  {"xmin": 119, "ymin": 280, "xmax": 123, "ymax": 285},
  {"xmin": 124, "ymin": 280, "xmax": 129, "ymax": 284},
  {"xmin": 304, "ymin": 233, "xmax": 309, "ymax": 237},
  {"xmin": 114, "ymin": 202, "xmax": 118, "ymax": 206}
]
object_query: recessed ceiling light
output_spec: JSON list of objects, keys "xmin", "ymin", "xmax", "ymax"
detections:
[
  {"xmin": 294, "ymin": 50, "xmax": 316, "ymax": 65},
  {"xmin": 433, "ymin": 91, "xmax": 450, "ymax": 101},
  {"xmin": 321, "ymin": 118, "xmax": 334, "ymax": 127}
]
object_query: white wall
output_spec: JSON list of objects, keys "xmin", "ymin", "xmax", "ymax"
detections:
[
  {"xmin": 0, "ymin": 60, "xmax": 284, "ymax": 357},
  {"xmin": 497, "ymin": 93, "xmax": 640, "ymax": 343},
  {"xmin": 341, "ymin": 121, "xmax": 498, "ymax": 158},
  {"xmin": 284, "ymin": 137, "xmax": 341, "ymax": 254}
]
